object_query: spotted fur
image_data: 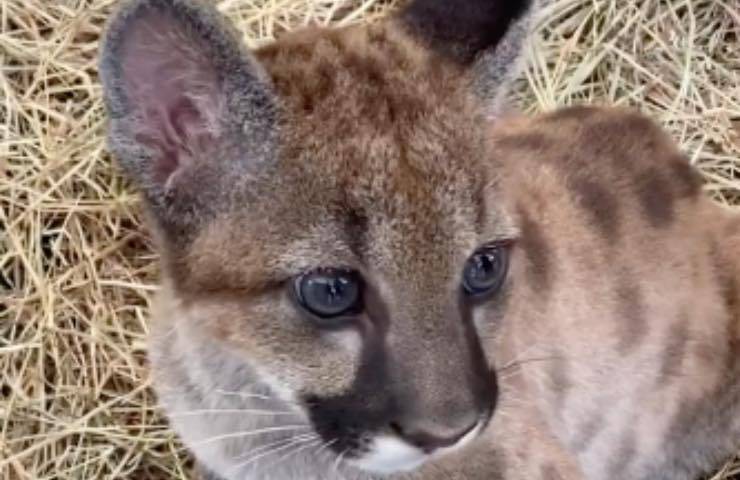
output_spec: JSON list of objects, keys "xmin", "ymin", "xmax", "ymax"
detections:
[{"xmin": 99, "ymin": 0, "xmax": 739, "ymax": 479}]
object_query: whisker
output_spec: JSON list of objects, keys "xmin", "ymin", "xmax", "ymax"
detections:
[
  {"xmin": 214, "ymin": 388, "xmax": 277, "ymax": 402},
  {"xmin": 231, "ymin": 434, "xmax": 320, "ymax": 472},
  {"xmin": 268, "ymin": 438, "xmax": 324, "ymax": 468},
  {"xmin": 232, "ymin": 433, "xmax": 317, "ymax": 462},
  {"xmin": 314, "ymin": 438, "xmax": 338, "ymax": 457},
  {"xmin": 191, "ymin": 425, "xmax": 312, "ymax": 447},
  {"xmin": 157, "ymin": 384, "xmax": 283, "ymax": 403},
  {"xmin": 496, "ymin": 395, "xmax": 534, "ymax": 408},
  {"xmin": 497, "ymin": 354, "xmax": 564, "ymax": 373},
  {"xmin": 497, "ymin": 342, "xmax": 549, "ymax": 371},
  {"xmin": 168, "ymin": 408, "xmax": 299, "ymax": 418},
  {"xmin": 332, "ymin": 447, "xmax": 349, "ymax": 475}
]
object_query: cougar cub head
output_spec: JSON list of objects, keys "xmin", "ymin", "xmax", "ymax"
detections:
[{"xmin": 99, "ymin": 0, "xmax": 534, "ymax": 474}]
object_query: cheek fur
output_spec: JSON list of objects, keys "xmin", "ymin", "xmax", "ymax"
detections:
[
  {"xmin": 327, "ymin": 329, "xmax": 364, "ymax": 353},
  {"xmin": 188, "ymin": 294, "xmax": 361, "ymax": 397}
]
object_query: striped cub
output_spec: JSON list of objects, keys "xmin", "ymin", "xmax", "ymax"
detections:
[{"xmin": 98, "ymin": 0, "xmax": 739, "ymax": 479}]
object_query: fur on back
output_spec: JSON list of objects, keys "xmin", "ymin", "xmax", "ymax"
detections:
[{"xmin": 486, "ymin": 107, "xmax": 740, "ymax": 480}]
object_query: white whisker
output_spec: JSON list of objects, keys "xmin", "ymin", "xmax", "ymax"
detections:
[
  {"xmin": 314, "ymin": 438, "xmax": 338, "ymax": 457},
  {"xmin": 168, "ymin": 408, "xmax": 298, "ymax": 418},
  {"xmin": 232, "ymin": 433, "xmax": 317, "ymax": 462},
  {"xmin": 332, "ymin": 447, "xmax": 349, "ymax": 475},
  {"xmin": 191, "ymin": 425, "xmax": 312, "ymax": 447},
  {"xmin": 214, "ymin": 388, "xmax": 276, "ymax": 402},
  {"xmin": 231, "ymin": 434, "xmax": 320, "ymax": 472},
  {"xmin": 497, "ymin": 341, "xmax": 547, "ymax": 372},
  {"xmin": 266, "ymin": 438, "xmax": 324, "ymax": 471}
]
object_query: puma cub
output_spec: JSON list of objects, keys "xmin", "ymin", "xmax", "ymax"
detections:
[{"xmin": 98, "ymin": 0, "xmax": 740, "ymax": 479}]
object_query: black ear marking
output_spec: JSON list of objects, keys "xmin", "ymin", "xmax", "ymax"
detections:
[
  {"xmin": 399, "ymin": 0, "xmax": 534, "ymax": 64},
  {"xmin": 99, "ymin": 0, "xmax": 278, "ymax": 238},
  {"xmin": 398, "ymin": 0, "xmax": 536, "ymax": 113}
]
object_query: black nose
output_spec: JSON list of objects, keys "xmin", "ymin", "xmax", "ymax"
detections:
[{"xmin": 390, "ymin": 419, "xmax": 478, "ymax": 453}]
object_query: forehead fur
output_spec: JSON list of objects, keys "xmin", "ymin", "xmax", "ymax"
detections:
[
  {"xmin": 258, "ymin": 23, "xmax": 488, "ymax": 203},
  {"xmin": 178, "ymin": 23, "xmax": 513, "ymax": 292}
]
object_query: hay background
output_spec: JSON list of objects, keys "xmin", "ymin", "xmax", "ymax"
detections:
[{"xmin": 1, "ymin": 0, "xmax": 739, "ymax": 478}]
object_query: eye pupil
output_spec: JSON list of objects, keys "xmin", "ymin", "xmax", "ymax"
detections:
[
  {"xmin": 475, "ymin": 254, "xmax": 494, "ymax": 275},
  {"xmin": 462, "ymin": 246, "xmax": 509, "ymax": 296},
  {"xmin": 325, "ymin": 279, "xmax": 345, "ymax": 304}
]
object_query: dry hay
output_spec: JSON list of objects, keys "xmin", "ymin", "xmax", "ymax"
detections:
[{"xmin": 1, "ymin": 0, "xmax": 739, "ymax": 478}]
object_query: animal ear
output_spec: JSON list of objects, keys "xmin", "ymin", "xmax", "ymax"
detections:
[
  {"xmin": 99, "ymin": 0, "xmax": 277, "ymax": 237},
  {"xmin": 398, "ymin": 0, "xmax": 537, "ymax": 113}
]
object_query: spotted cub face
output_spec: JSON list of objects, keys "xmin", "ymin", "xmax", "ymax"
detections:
[{"xmin": 99, "ymin": 0, "xmax": 535, "ymax": 474}]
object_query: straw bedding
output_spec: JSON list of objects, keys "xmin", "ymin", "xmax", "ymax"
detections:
[{"xmin": 1, "ymin": 0, "xmax": 738, "ymax": 478}]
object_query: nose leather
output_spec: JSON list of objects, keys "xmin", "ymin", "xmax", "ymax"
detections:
[{"xmin": 391, "ymin": 420, "xmax": 478, "ymax": 453}]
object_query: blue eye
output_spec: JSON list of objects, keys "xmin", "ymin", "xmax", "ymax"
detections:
[
  {"xmin": 462, "ymin": 245, "xmax": 509, "ymax": 296},
  {"xmin": 294, "ymin": 268, "xmax": 362, "ymax": 320}
]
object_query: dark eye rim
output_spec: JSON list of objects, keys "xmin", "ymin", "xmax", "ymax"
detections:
[
  {"xmin": 462, "ymin": 242, "xmax": 511, "ymax": 298},
  {"xmin": 292, "ymin": 267, "xmax": 364, "ymax": 323}
]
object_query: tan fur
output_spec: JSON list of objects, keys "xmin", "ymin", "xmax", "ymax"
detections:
[{"xmin": 481, "ymin": 108, "xmax": 740, "ymax": 479}]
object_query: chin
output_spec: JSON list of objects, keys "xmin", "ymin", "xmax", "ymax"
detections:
[
  {"xmin": 350, "ymin": 436, "xmax": 430, "ymax": 474},
  {"xmin": 349, "ymin": 423, "xmax": 482, "ymax": 475}
]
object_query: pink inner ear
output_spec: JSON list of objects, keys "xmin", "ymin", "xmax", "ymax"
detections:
[{"xmin": 120, "ymin": 11, "xmax": 222, "ymax": 185}]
